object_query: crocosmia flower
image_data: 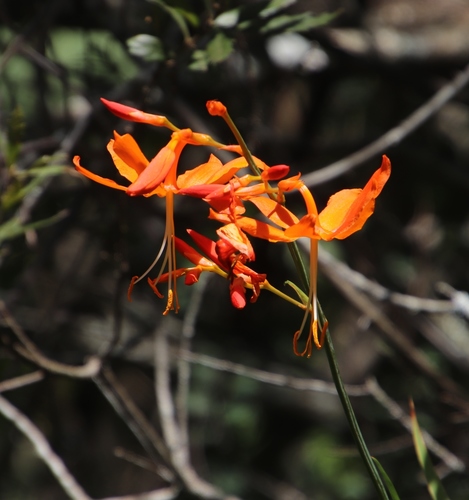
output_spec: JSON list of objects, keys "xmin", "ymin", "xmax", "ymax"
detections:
[{"xmin": 210, "ymin": 156, "xmax": 391, "ymax": 356}]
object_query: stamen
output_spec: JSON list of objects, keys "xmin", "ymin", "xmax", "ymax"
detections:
[
  {"xmin": 133, "ymin": 236, "xmax": 168, "ymax": 285},
  {"xmin": 293, "ymin": 329, "xmax": 313, "ymax": 357},
  {"xmin": 163, "ymin": 289, "xmax": 174, "ymax": 315},
  {"xmin": 127, "ymin": 276, "xmax": 139, "ymax": 301}
]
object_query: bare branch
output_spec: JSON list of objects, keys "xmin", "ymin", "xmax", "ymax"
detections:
[
  {"xmin": 176, "ymin": 273, "xmax": 211, "ymax": 455},
  {"xmin": 302, "ymin": 60, "xmax": 469, "ymax": 187},
  {"xmin": 99, "ymin": 485, "xmax": 179, "ymax": 500},
  {"xmin": 154, "ymin": 322, "xmax": 241, "ymax": 500},
  {"xmin": 178, "ymin": 349, "xmax": 368, "ymax": 397},
  {"xmin": 0, "ymin": 371, "xmax": 44, "ymax": 392},
  {"xmin": 318, "ymin": 249, "xmax": 457, "ymax": 315},
  {"xmin": 313, "ymin": 242, "xmax": 462, "ymax": 395},
  {"xmin": 0, "ymin": 300, "xmax": 102, "ymax": 378},
  {"xmin": 93, "ymin": 367, "xmax": 174, "ymax": 483},
  {"xmin": 0, "ymin": 394, "xmax": 92, "ymax": 500}
]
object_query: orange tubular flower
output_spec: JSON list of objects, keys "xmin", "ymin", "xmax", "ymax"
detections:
[
  {"xmin": 73, "ymin": 99, "xmax": 244, "ymax": 315},
  {"xmin": 149, "ymin": 229, "xmax": 266, "ymax": 309},
  {"xmin": 210, "ymin": 155, "xmax": 391, "ymax": 357},
  {"xmin": 100, "ymin": 98, "xmax": 179, "ymax": 131}
]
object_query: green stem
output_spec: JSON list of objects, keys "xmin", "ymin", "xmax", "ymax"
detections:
[
  {"xmin": 320, "ymin": 304, "xmax": 389, "ymax": 500},
  {"xmin": 220, "ymin": 109, "xmax": 389, "ymax": 498},
  {"xmin": 222, "ymin": 111, "xmax": 263, "ymax": 177},
  {"xmin": 289, "ymin": 239, "xmax": 389, "ymax": 499}
]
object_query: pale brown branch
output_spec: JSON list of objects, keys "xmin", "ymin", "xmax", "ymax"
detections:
[
  {"xmin": 313, "ymin": 242, "xmax": 462, "ymax": 395},
  {"xmin": 99, "ymin": 485, "xmax": 179, "ymax": 500},
  {"xmin": 154, "ymin": 322, "xmax": 241, "ymax": 500},
  {"xmin": 302, "ymin": 60, "xmax": 469, "ymax": 186},
  {"xmin": 0, "ymin": 370, "xmax": 44, "ymax": 392},
  {"xmin": 93, "ymin": 367, "xmax": 174, "ymax": 482},
  {"xmin": 178, "ymin": 349, "xmax": 368, "ymax": 397},
  {"xmin": 318, "ymin": 249, "xmax": 456, "ymax": 315},
  {"xmin": 0, "ymin": 394, "xmax": 91, "ymax": 500},
  {"xmin": 176, "ymin": 273, "xmax": 211, "ymax": 455},
  {"xmin": 0, "ymin": 300, "xmax": 102, "ymax": 378}
]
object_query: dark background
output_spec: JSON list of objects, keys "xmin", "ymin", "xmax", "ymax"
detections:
[{"xmin": 1, "ymin": 0, "xmax": 469, "ymax": 498}]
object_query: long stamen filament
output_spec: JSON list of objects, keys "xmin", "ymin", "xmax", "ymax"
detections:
[
  {"xmin": 310, "ymin": 239, "xmax": 320, "ymax": 348},
  {"xmin": 133, "ymin": 235, "xmax": 168, "ymax": 285}
]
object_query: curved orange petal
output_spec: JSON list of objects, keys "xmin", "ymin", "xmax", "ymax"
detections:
[
  {"xmin": 73, "ymin": 156, "xmax": 127, "ymax": 191},
  {"xmin": 176, "ymin": 154, "xmax": 244, "ymax": 189},
  {"xmin": 317, "ymin": 155, "xmax": 391, "ymax": 240},
  {"xmin": 209, "ymin": 210, "xmax": 293, "ymax": 243},
  {"xmin": 110, "ymin": 132, "xmax": 149, "ymax": 178},
  {"xmin": 248, "ymin": 197, "xmax": 299, "ymax": 228},
  {"xmin": 126, "ymin": 138, "xmax": 179, "ymax": 196},
  {"xmin": 284, "ymin": 214, "xmax": 320, "ymax": 240}
]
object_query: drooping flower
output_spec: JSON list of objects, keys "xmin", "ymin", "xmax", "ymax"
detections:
[
  {"xmin": 73, "ymin": 100, "xmax": 244, "ymax": 315},
  {"xmin": 210, "ymin": 155, "xmax": 391, "ymax": 356},
  {"xmin": 149, "ymin": 229, "xmax": 267, "ymax": 309}
]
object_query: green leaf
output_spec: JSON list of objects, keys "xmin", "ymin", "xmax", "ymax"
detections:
[
  {"xmin": 213, "ymin": 8, "xmax": 240, "ymax": 29},
  {"xmin": 21, "ymin": 165, "xmax": 71, "ymax": 179},
  {"xmin": 286, "ymin": 10, "xmax": 341, "ymax": 32},
  {"xmin": 0, "ymin": 210, "xmax": 68, "ymax": 245},
  {"xmin": 372, "ymin": 458, "xmax": 401, "ymax": 500},
  {"xmin": 206, "ymin": 32, "xmax": 234, "ymax": 64},
  {"xmin": 260, "ymin": 13, "xmax": 304, "ymax": 33},
  {"xmin": 261, "ymin": 11, "xmax": 340, "ymax": 34},
  {"xmin": 284, "ymin": 280, "xmax": 308, "ymax": 305},
  {"xmin": 189, "ymin": 50, "xmax": 209, "ymax": 71},
  {"xmin": 127, "ymin": 34, "xmax": 165, "ymax": 62},
  {"xmin": 148, "ymin": 0, "xmax": 192, "ymax": 40},
  {"xmin": 410, "ymin": 400, "xmax": 450, "ymax": 500},
  {"xmin": 260, "ymin": 0, "xmax": 297, "ymax": 19}
]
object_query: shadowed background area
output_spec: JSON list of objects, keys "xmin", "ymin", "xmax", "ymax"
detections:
[{"xmin": 1, "ymin": 0, "xmax": 469, "ymax": 499}]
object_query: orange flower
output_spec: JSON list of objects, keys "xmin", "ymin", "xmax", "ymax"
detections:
[
  {"xmin": 210, "ymin": 155, "xmax": 391, "ymax": 356},
  {"xmin": 149, "ymin": 229, "xmax": 266, "ymax": 309},
  {"xmin": 73, "ymin": 99, "xmax": 244, "ymax": 315}
]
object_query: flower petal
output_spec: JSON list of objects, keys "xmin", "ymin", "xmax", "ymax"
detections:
[
  {"xmin": 317, "ymin": 155, "xmax": 391, "ymax": 240},
  {"xmin": 230, "ymin": 277, "xmax": 247, "ymax": 309},
  {"xmin": 101, "ymin": 98, "xmax": 169, "ymax": 127},
  {"xmin": 73, "ymin": 156, "xmax": 128, "ymax": 191},
  {"xmin": 110, "ymin": 132, "xmax": 149, "ymax": 178},
  {"xmin": 187, "ymin": 229, "xmax": 225, "ymax": 268},
  {"xmin": 126, "ymin": 138, "xmax": 181, "ymax": 196},
  {"xmin": 210, "ymin": 210, "xmax": 293, "ymax": 242},
  {"xmin": 216, "ymin": 223, "xmax": 255, "ymax": 262},
  {"xmin": 248, "ymin": 197, "xmax": 299, "ymax": 228}
]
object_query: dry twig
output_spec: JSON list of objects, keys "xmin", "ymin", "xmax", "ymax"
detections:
[
  {"xmin": 0, "ymin": 394, "xmax": 92, "ymax": 500},
  {"xmin": 302, "ymin": 60, "xmax": 469, "ymax": 186},
  {"xmin": 0, "ymin": 300, "xmax": 102, "ymax": 378}
]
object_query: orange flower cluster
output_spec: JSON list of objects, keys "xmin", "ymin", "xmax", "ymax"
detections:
[{"xmin": 74, "ymin": 98, "xmax": 391, "ymax": 357}]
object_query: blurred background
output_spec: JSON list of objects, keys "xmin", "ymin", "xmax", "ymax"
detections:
[{"xmin": 1, "ymin": 0, "xmax": 469, "ymax": 498}]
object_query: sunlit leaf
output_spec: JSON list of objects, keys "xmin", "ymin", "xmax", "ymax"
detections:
[
  {"xmin": 148, "ymin": 0, "xmax": 193, "ymax": 40},
  {"xmin": 206, "ymin": 33, "xmax": 234, "ymax": 64},
  {"xmin": 189, "ymin": 50, "xmax": 209, "ymax": 71},
  {"xmin": 410, "ymin": 400, "xmax": 450, "ymax": 500},
  {"xmin": 213, "ymin": 8, "xmax": 240, "ymax": 28},
  {"xmin": 260, "ymin": 0, "xmax": 297, "ymax": 18},
  {"xmin": 261, "ymin": 11, "xmax": 339, "ymax": 34},
  {"xmin": 0, "ymin": 210, "xmax": 68, "ymax": 244},
  {"xmin": 127, "ymin": 34, "xmax": 165, "ymax": 61},
  {"xmin": 286, "ymin": 10, "xmax": 341, "ymax": 32}
]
